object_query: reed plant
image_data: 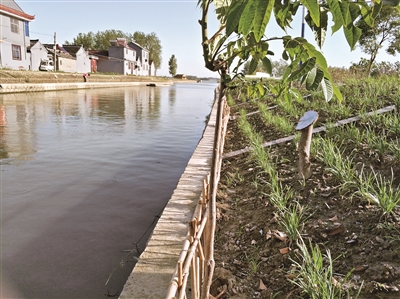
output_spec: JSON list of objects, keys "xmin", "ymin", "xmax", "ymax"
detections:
[
  {"xmin": 289, "ymin": 238, "xmax": 362, "ymax": 299},
  {"xmin": 267, "ymin": 179, "xmax": 293, "ymax": 210},
  {"xmin": 356, "ymin": 168, "xmax": 400, "ymax": 216},
  {"xmin": 258, "ymin": 102, "xmax": 294, "ymax": 135},
  {"xmin": 237, "ymin": 109, "xmax": 276, "ymax": 176},
  {"xmin": 313, "ymin": 138, "xmax": 357, "ymax": 191},
  {"xmin": 277, "ymin": 202, "xmax": 309, "ymax": 242},
  {"xmin": 364, "ymin": 128, "xmax": 391, "ymax": 157}
]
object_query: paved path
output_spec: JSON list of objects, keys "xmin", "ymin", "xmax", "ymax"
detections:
[
  {"xmin": 0, "ymin": 81, "xmax": 172, "ymax": 94},
  {"xmin": 119, "ymin": 89, "xmax": 218, "ymax": 299}
]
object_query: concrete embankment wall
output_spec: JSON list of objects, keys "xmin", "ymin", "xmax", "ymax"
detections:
[
  {"xmin": 0, "ymin": 82, "xmax": 172, "ymax": 94},
  {"xmin": 118, "ymin": 89, "xmax": 218, "ymax": 299}
]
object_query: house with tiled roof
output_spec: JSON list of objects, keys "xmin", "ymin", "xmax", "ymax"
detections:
[
  {"xmin": 43, "ymin": 44, "xmax": 77, "ymax": 72},
  {"xmin": 0, "ymin": 0, "xmax": 35, "ymax": 70},
  {"xmin": 128, "ymin": 41, "xmax": 152, "ymax": 76},
  {"xmin": 89, "ymin": 38, "xmax": 136, "ymax": 75},
  {"xmin": 27, "ymin": 39, "xmax": 50, "ymax": 71},
  {"xmin": 62, "ymin": 45, "xmax": 91, "ymax": 73}
]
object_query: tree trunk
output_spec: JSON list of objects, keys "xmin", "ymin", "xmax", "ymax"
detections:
[
  {"xmin": 298, "ymin": 124, "xmax": 315, "ymax": 180},
  {"xmin": 201, "ymin": 74, "xmax": 226, "ymax": 299}
]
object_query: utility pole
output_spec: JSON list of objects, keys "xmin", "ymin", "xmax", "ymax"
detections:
[{"xmin": 54, "ymin": 32, "xmax": 56, "ymax": 72}]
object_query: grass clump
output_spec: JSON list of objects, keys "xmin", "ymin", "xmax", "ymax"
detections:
[{"xmin": 289, "ymin": 238, "xmax": 362, "ymax": 299}]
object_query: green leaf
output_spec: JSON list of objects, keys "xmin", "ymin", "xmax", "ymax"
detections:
[
  {"xmin": 327, "ymin": 0, "xmax": 344, "ymax": 34},
  {"xmin": 256, "ymin": 82, "xmax": 265, "ymax": 96},
  {"xmin": 249, "ymin": 58, "xmax": 257, "ymax": 75},
  {"xmin": 288, "ymin": 57, "xmax": 316, "ymax": 81},
  {"xmin": 360, "ymin": 2, "xmax": 374, "ymax": 27},
  {"xmin": 306, "ymin": 67, "xmax": 324, "ymax": 90},
  {"xmin": 262, "ymin": 56, "xmax": 272, "ymax": 74},
  {"xmin": 253, "ymin": 0, "xmax": 275, "ymax": 42},
  {"xmin": 282, "ymin": 50, "xmax": 289, "ymax": 61},
  {"xmin": 332, "ymin": 83, "xmax": 343, "ymax": 102},
  {"xmin": 372, "ymin": 1, "xmax": 383, "ymax": 20},
  {"xmin": 339, "ymin": 0, "xmax": 350, "ymax": 26},
  {"xmin": 321, "ymin": 77, "xmax": 333, "ymax": 102},
  {"xmin": 238, "ymin": 1, "xmax": 257, "ymax": 37},
  {"xmin": 296, "ymin": 38, "xmax": 328, "ymax": 71},
  {"xmin": 343, "ymin": 24, "xmax": 362, "ymax": 50},
  {"xmin": 302, "ymin": 0, "xmax": 320, "ymax": 27},
  {"xmin": 305, "ymin": 7, "xmax": 328, "ymax": 48},
  {"xmin": 226, "ymin": 0, "xmax": 247, "ymax": 36}
]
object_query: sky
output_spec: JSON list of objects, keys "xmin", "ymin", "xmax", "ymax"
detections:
[{"xmin": 15, "ymin": 0, "xmax": 400, "ymax": 78}]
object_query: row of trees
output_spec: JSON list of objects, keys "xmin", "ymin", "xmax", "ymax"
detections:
[{"xmin": 64, "ymin": 29, "xmax": 162, "ymax": 74}]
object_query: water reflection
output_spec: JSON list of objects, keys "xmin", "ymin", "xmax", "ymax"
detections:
[
  {"xmin": 1, "ymin": 87, "xmax": 168, "ymax": 164},
  {"xmin": 1, "ymin": 82, "xmax": 217, "ymax": 298}
]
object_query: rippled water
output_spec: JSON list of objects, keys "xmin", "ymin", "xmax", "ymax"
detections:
[{"xmin": 0, "ymin": 82, "xmax": 217, "ymax": 298}]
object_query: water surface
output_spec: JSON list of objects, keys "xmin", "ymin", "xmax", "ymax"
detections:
[{"xmin": 1, "ymin": 82, "xmax": 217, "ymax": 298}]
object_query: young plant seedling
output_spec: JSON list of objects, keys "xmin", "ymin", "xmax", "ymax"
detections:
[{"xmin": 296, "ymin": 111, "xmax": 318, "ymax": 180}]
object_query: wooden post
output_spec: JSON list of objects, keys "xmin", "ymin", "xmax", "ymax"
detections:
[{"xmin": 296, "ymin": 111, "xmax": 318, "ymax": 180}]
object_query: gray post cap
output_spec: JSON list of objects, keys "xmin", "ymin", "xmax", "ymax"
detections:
[{"xmin": 295, "ymin": 110, "xmax": 318, "ymax": 130}]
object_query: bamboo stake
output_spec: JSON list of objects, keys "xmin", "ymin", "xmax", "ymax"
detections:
[
  {"xmin": 178, "ymin": 261, "xmax": 183, "ymax": 287},
  {"xmin": 178, "ymin": 208, "xmax": 209, "ymax": 299},
  {"xmin": 166, "ymin": 232, "xmax": 191, "ymax": 298},
  {"xmin": 191, "ymin": 254, "xmax": 198, "ymax": 299}
]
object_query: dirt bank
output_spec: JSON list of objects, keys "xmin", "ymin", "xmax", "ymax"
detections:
[{"xmin": 0, "ymin": 69, "xmax": 184, "ymax": 84}]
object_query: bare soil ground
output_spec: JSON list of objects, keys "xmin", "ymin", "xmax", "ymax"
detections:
[{"xmin": 212, "ymin": 83, "xmax": 400, "ymax": 299}]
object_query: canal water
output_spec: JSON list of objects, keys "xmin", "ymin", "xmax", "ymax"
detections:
[{"xmin": 0, "ymin": 82, "xmax": 217, "ymax": 298}]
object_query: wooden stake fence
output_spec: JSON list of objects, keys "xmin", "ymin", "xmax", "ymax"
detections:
[{"xmin": 166, "ymin": 94, "xmax": 230, "ymax": 299}]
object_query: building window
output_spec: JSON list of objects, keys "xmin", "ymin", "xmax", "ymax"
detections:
[
  {"xmin": 25, "ymin": 21, "xmax": 29, "ymax": 36},
  {"xmin": 12, "ymin": 45, "xmax": 21, "ymax": 60},
  {"xmin": 11, "ymin": 18, "xmax": 19, "ymax": 33}
]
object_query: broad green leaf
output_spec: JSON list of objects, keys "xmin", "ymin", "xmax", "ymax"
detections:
[
  {"xmin": 226, "ymin": 0, "xmax": 247, "ymax": 36},
  {"xmin": 249, "ymin": 58, "xmax": 257, "ymax": 75},
  {"xmin": 360, "ymin": 2, "xmax": 374, "ymax": 27},
  {"xmin": 372, "ymin": 1, "xmax": 383, "ymax": 20},
  {"xmin": 305, "ymin": 7, "xmax": 328, "ymax": 48},
  {"xmin": 295, "ymin": 38, "xmax": 328, "ymax": 71},
  {"xmin": 288, "ymin": 57, "xmax": 316, "ymax": 81},
  {"xmin": 256, "ymin": 82, "xmax": 265, "ymax": 96},
  {"xmin": 306, "ymin": 67, "xmax": 324, "ymax": 90},
  {"xmin": 332, "ymin": 83, "xmax": 343, "ymax": 102},
  {"xmin": 262, "ymin": 56, "xmax": 272, "ymax": 74},
  {"xmin": 343, "ymin": 24, "xmax": 362, "ymax": 50},
  {"xmin": 282, "ymin": 55, "xmax": 302, "ymax": 81},
  {"xmin": 282, "ymin": 50, "xmax": 289, "ymax": 61},
  {"xmin": 348, "ymin": 2, "xmax": 362, "ymax": 23},
  {"xmin": 238, "ymin": 1, "xmax": 257, "ymax": 37},
  {"xmin": 321, "ymin": 77, "xmax": 333, "ymax": 102},
  {"xmin": 273, "ymin": 0, "xmax": 300, "ymax": 30},
  {"xmin": 289, "ymin": 88, "xmax": 302, "ymax": 101},
  {"xmin": 302, "ymin": 0, "xmax": 320, "ymax": 27},
  {"xmin": 339, "ymin": 1, "xmax": 350, "ymax": 26},
  {"xmin": 253, "ymin": 0, "xmax": 275, "ymax": 42},
  {"xmin": 327, "ymin": 0, "xmax": 344, "ymax": 34}
]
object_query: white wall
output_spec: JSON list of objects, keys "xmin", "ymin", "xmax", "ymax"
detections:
[{"xmin": 0, "ymin": 14, "xmax": 31, "ymax": 70}]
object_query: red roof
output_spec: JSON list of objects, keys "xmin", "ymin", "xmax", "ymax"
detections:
[{"xmin": 0, "ymin": 4, "xmax": 35, "ymax": 21}]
